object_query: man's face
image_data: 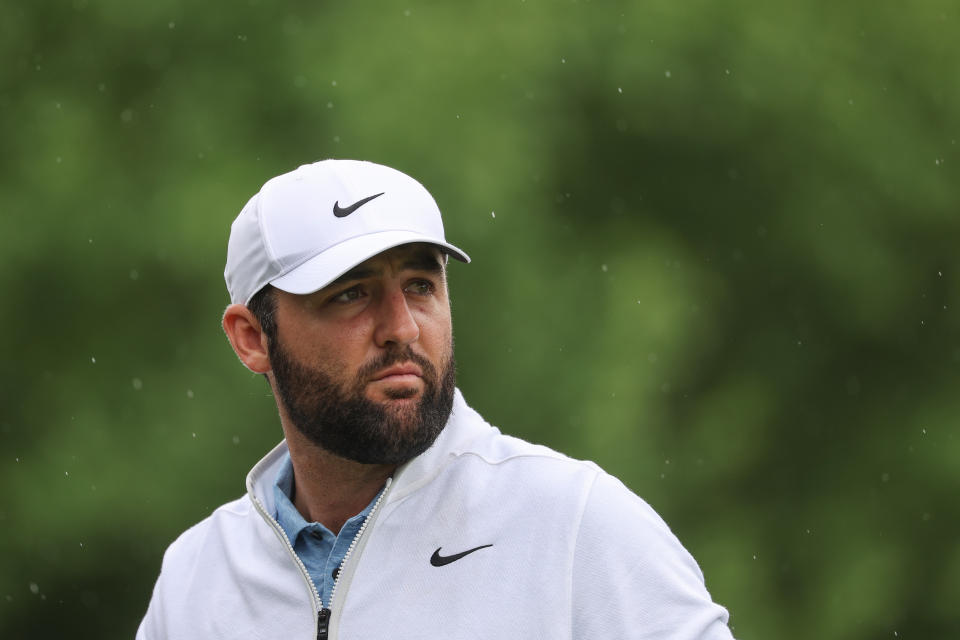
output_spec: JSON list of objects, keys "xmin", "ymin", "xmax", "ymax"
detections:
[{"xmin": 267, "ymin": 244, "xmax": 456, "ymax": 465}]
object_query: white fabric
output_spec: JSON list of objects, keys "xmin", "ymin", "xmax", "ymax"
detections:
[
  {"xmin": 224, "ymin": 159, "xmax": 469, "ymax": 305},
  {"xmin": 137, "ymin": 390, "xmax": 734, "ymax": 639}
]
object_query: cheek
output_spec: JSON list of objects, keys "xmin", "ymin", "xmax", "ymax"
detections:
[
  {"xmin": 422, "ymin": 312, "xmax": 453, "ymax": 355},
  {"xmin": 287, "ymin": 322, "xmax": 371, "ymax": 368}
]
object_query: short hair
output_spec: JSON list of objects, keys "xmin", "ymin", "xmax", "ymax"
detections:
[{"xmin": 247, "ymin": 285, "xmax": 278, "ymax": 346}]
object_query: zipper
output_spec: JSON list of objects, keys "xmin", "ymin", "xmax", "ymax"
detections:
[
  {"xmin": 316, "ymin": 607, "xmax": 331, "ymax": 640},
  {"xmin": 252, "ymin": 477, "xmax": 393, "ymax": 640},
  {"xmin": 318, "ymin": 477, "xmax": 391, "ymax": 639},
  {"xmin": 249, "ymin": 492, "xmax": 324, "ymax": 609}
]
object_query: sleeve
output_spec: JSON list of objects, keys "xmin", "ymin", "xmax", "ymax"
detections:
[
  {"xmin": 571, "ymin": 471, "xmax": 735, "ymax": 639},
  {"xmin": 135, "ymin": 568, "xmax": 167, "ymax": 640}
]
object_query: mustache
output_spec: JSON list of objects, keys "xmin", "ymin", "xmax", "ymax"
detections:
[{"xmin": 356, "ymin": 346, "xmax": 437, "ymax": 382}]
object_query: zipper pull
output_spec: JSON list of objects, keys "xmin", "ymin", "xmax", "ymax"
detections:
[{"xmin": 317, "ymin": 608, "xmax": 331, "ymax": 640}]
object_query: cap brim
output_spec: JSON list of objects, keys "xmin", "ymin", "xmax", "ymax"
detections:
[{"xmin": 269, "ymin": 230, "xmax": 469, "ymax": 296}]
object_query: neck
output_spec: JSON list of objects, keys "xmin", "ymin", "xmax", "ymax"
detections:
[{"xmin": 282, "ymin": 425, "xmax": 395, "ymax": 535}]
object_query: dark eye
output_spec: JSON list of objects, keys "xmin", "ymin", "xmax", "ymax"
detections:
[
  {"xmin": 332, "ymin": 286, "xmax": 365, "ymax": 303},
  {"xmin": 406, "ymin": 280, "xmax": 434, "ymax": 295}
]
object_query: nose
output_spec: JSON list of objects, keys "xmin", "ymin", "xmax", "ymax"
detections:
[{"xmin": 373, "ymin": 289, "xmax": 420, "ymax": 348}]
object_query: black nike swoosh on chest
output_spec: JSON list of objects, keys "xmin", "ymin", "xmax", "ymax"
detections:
[
  {"xmin": 430, "ymin": 544, "xmax": 494, "ymax": 567},
  {"xmin": 333, "ymin": 192, "xmax": 384, "ymax": 217}
]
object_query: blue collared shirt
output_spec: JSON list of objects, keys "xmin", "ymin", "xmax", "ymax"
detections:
[{"xmin": 273, "ymin": 452, "xmax": 383, "ymax": 606}]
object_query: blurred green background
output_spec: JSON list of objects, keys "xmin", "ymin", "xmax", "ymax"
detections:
[{"xmin": 2, "ymin": 0, "xmax": 958, "ymax": 638}]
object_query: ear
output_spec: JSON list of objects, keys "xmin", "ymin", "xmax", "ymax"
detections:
[{"xmin": 222, "ymin": 303, "xmax": 271, "ymax": 374}]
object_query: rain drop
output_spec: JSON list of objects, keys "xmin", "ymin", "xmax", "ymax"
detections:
[
  {"xmin": 186, "ymin": 389, "xmax": 194, "ymax": 399},
  {"xmin": 29, "ymin": 583, "xmax": 39, "ymax": 595},
  {"xmin": 90, "ymin": 357, "xmax": 96, "ymax": 364},
  {"xmin": 491, "ymin": 211, "xmax": 496, "ymax": 218},
  {"xmin": 132, "ymin": 378, "xmax": 143, "ymax": 391},
  {"xmin": 664, "ymin": 70, "xmax": 671, "ymax": 78},
  {"xmin": 601, "ymin": 264, "xmax": 608, "ymax": 272}
]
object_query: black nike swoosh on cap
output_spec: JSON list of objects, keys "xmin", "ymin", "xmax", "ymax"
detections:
[
  {"xmin": 333, "ymin": 192, "xmax": 385, "ymax": 217},
  {"xmin": 429, "ymin": 544, "xmax": 494, "ymax": 567}
]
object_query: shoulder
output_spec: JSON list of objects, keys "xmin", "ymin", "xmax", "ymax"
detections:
[
  {"xmin": 471, "ymin": 433, "xmax": 682, "ymax": 552},
  {"xmin": 571, "ymin": 472, "xmax": 734, "ymax": 638},
  {"xmin": 457, "ymin": 425, "xmax": 709, "ymax": 582},
  {"xmin": 157, "ymin": 494, "xmax": 255, "ymax": 572},
  {"xmin": 581, "ymin": 471, "xmax": 680, "ymax": 542},
  {"xmin": 139, "ymin": 493, "xmax": 316, "ymax": 639},
  {"xmin": 454, "ymin": 427, "xmax": 604, "ymax": 494}
]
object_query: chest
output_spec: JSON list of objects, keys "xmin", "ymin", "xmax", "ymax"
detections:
[{"xmin": 334, "ymin": 468, "xmax": 585, "ymax": 639}]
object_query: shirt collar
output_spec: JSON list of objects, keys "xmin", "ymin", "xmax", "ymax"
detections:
[{"xmin": 273, "ymin": 452, "xmax": 336, "ymax": 545}]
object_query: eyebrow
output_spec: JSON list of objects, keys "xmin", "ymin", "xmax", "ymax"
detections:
[
  {"xmin": 328, "ymin": 267, "xmax": 376, "ymax": 288},
  {"xmin": 400, "ymin": 253, "xmax": 444, "ymax": 274},
  {"xmin": 327, "ymin": 251, "xmax": 444, "ymax": 287}
]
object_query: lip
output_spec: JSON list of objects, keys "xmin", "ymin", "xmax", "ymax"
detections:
[{"xmin": 371, "ymin": 363, "xmax": 423, "ymax": 382}]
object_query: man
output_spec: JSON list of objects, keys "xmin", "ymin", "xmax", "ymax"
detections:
[{"xmin": 137, "ymin": 159, "xmax": 734, "ymax": 639}]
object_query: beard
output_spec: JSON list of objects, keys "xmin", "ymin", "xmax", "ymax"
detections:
[{"xmin": 268, "ymin": 339, "xmax": 456, "ymax": 465}]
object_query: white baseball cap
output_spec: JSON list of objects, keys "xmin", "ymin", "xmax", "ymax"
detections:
[{"xmin": 224, "ymin": 159, "xmax": 470, "ymax": 305}]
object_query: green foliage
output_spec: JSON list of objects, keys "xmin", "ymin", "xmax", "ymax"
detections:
[{"xmin": 2, "ymin": 0, "xmax": 958, "ymax": 638}]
